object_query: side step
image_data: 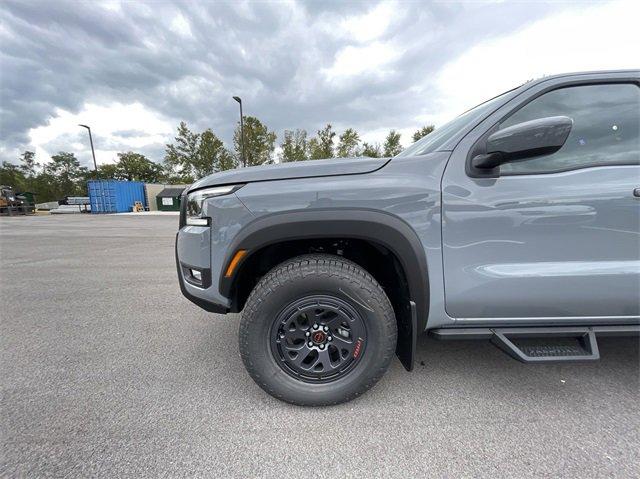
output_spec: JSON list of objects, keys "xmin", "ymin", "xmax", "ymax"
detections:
[
  {"xmin": 491, "ymin": 328, "xmax": 599, "ymax": 363},
  {"xmin": 430, "ymin": 325, "xmax": 640, "ymax": 363}
]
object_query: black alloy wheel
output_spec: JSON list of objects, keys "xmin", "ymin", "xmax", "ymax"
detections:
[{"xmin": 270, "ymin": 295, "xmax": 367, "ymax": 383}]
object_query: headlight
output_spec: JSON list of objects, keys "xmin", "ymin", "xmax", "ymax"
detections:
[{"xmin": 185, "ymin": 184, "xmax": 243, "ymax": 226}]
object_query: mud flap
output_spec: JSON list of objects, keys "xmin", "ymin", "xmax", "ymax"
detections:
[{"xmin": 396, "ymin": 301, "xmax": 417, "ymax": 371}]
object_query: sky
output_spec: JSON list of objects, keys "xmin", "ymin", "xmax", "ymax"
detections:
[{"xmin": 1, "ymin": 0, "xmax": 638, "ymax": 168}]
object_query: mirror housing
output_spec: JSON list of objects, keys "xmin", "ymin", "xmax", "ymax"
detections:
[{"xmin": 472, "ymin": 115, "xmax": 573, "ymax": 169}]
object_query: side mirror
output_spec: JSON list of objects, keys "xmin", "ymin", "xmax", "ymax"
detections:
[{"xmin": 472, "ymin": 116, "xmax": 573, "ymax": 169}]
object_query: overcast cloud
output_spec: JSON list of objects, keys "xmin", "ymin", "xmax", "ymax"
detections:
[{"xmin": 1, "ymin": 0, "xmax": 637, "ymax": 168}]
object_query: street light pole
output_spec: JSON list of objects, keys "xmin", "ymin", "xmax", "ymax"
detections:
[
  {"xmin": 79, "ymin": 124, "xmax": 99, "ymax": 178},
  {"xmin": 232, "ymin": 96, "xmax": 246, "ymax": 167}
]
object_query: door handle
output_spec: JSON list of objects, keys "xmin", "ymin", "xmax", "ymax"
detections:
[{"xmin": 634, "ymin": 188, "xmax": 640, "ymax": 198}]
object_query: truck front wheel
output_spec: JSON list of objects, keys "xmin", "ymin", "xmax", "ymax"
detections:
[{"xmin": 239, "ymin": 254, "xmax": 397, "ymax": 406}]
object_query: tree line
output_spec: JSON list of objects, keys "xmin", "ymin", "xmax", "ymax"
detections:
[{"xmin": 0, "ymin": 117, "xmax": 434, "ymax": 202}]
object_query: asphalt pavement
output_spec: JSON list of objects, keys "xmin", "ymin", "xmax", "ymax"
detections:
[{"xmin": 1, "ymin": 215, "xmax": 638, "ymax": 478}]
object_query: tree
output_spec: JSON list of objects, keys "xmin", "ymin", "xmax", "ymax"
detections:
[
  {"xmin": 199, "ymin": 129, "xmax": 237, "ymax": 174},
  {"xmin": 1, "ymin": 152, "xmax": 54, "ymax": 201},
  {"xmin": 280, "ymin": 129, "xmax": 308, "ymax": 162},
  {"xmin": 97, "ymin": 163, "xmax": 120, "ymax": 179},
  {"xmin": 308, "ymin": 124, "xmax": 335, "ymax": 160},
  {"xmin": 361, "ymin": 142, "xmax": 382, "ymax": 158},
  {"xmin": 2, "ymin": 150, "xmax": 98, "ymax": 202},
  {"xmin": 233, "ymin": 116, "xmax": 277, "ymax": 167},
  {"xmin": 30, "ymin": 171, "xmax": 60, "ymax": 202},
  {"xmin": 213, "ymin": 146, "xmax": 237, "ymax": 172},
  {"xmin": 165, "ymin": 122, "xmax": 236, "ymax": 181},
  {"xmin": 46, "ymin": 152, "xmax": 88, "ymax": 196},
  {"xmin": 116, "ymin": 152, "xmax": 165, "ymax": 183},
  {"xmin": 19, "ymin": 151, "xmax": 38, "ymax": 177},
  {"xmin": 164, "ymin": 121, "xmax": 200, "ymax": 182},
  {"xmin": 383, "ymin": 130, "xmax": 403, "ymax": 157},
  {"xmin": 336, "ymin": 128, "xmax": 361, "ymax": 158},
  {"xmin": 412, "ymin": 125, "xmax": 435, "ymax": 142},
  {"xmin": 0, "ymin": 161, "xmax": 26, "ymax": 191}
]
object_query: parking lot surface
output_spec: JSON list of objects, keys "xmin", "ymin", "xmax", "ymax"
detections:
[{"xmin": 1, "ymin": 215, "xmax": 638, "ymax": 478}]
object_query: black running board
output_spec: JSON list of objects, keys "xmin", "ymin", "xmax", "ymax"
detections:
[
  {"xmin": 430, "ymin": 325, "xmax": 639, "ymax": 363},
  {"xmin": 491, "ymin": 328, "xmax": 599, "ymax": 363}
]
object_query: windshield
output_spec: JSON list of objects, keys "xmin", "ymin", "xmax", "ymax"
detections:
[{"xmin": 395, "ymin": 90, "xmax": 514, "ymax": 158}]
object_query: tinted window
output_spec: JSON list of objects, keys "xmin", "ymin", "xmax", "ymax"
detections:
[{"xmin": 499, "ymin": 83, "xmax": 639, "ymax": 174}]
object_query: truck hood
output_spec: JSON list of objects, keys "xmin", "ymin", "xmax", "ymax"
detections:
[{"xmin": 189, "ymin": 156, "xmax": 390, "ymax": 191}]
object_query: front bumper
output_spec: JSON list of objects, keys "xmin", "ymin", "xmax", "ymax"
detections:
[
  {"xmin": 176, "ymin": 237, "xmax": 228, "ymax": 313},
  {"xmin": 175, "ymin": 191, "xmax": 254, "ymax": 314}
]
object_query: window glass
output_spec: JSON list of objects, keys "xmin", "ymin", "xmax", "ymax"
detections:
[
  {"xmin": 499, "ymin": 83, "xmax": 639, "ymax": 174},
  {"xmin": 395, "ymin": 90, "xmax": 513, "ymax": 158}
]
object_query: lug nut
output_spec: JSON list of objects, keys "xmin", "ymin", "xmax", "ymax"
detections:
[
  {"xmin": 323, "ymin": 326, "xmax": 329, "ymax": 332},
  {"xmin": 280, "ymin": 333, "xmax": 285, "ymax": 339},
  {"xmin": 319, "ymin": 344, "xmax": 325, "ymax": 350},
  {"xmin": 313, "ymin": 324, "xmax": 319, "ymax": 330},
  {"xmin": 305, "ymin": 331, "xmax": 310, "ymax": 337},
  {"xmin": 308, "ymin": 341, "xmax": 313, "ymax": 347},
  {"xmin": 327, "ymin": 336, "xmax": 333, "ymax": 341}
]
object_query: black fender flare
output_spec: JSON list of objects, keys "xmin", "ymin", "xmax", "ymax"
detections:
[{"xmin": 220, "ymin": 209, "xmax": 429, "ymax": 369}]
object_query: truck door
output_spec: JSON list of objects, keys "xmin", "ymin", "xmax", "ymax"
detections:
[{"xmin": 441, "ymin": 81, "xmax": 640, "ymax": 322}]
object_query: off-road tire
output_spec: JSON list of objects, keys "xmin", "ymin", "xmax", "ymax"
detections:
[{"xmin": 239, "ymin": 254, "xmax": 397, "ymax": 406}]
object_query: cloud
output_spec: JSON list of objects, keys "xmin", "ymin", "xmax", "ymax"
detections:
[
  {"xmin": 28, "ymin": 102, "xmax": 173, "ymax": 167},
  {"xmin": 339, "ymin": 1, "xmax": 399, "ymax": 43},
  {"xmin": 170, "ymin": 13, "xmax": 193, "ymax": 38},
  {"xmin": 434, "ymin": 0, "xmax": 640, "ymax": 126},
  {"xmin": 323, "ymin": 42, "xmax": 402, "ymax": 80},
  {"xmin": 1, "ymin": 0, "xmax": 631, "ymax": 166}
]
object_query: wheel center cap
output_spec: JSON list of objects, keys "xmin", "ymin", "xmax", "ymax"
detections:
[{"xmin": 312, "ymin": 331, "xmax": 326, "ymax": 344}]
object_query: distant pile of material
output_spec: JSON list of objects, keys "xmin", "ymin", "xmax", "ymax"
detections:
[{"xmin": 50, "ymin": 204, "xmax": 91, "ymax": 214}]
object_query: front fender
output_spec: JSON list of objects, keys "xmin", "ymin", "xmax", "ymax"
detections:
[{"xmin": 219, "ymin": 208, "xmax": 430, "ymax": 341}]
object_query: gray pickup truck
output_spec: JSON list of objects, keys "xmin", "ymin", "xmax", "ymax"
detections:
[{"xmin": 176, "ymin": 70, "xmax": 639, "ymax": 406}]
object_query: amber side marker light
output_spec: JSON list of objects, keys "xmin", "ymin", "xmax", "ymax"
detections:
[{"xmin": 225, "ymin": 250, "xmax": 247, "ymax": 277}]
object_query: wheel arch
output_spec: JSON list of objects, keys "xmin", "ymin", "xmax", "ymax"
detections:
[{"xmin": 219, "ymin": 209, "xmax": 429, "ymax": 370}]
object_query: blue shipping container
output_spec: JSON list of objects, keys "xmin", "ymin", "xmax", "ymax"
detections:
[{"xmin": 87, "ymin": 180, "xmax": 146, "ymax": 213}]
